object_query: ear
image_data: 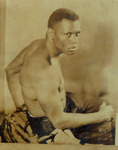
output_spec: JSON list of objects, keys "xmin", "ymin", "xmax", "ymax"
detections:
[{"xmin": 47, "ymin": 28, "xmax": 54, "ymax": 41}]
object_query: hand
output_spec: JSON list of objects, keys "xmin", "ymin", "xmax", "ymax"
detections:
[
  {"xmin": 99, "ymin": 102, "xmax": 114, "ymax": 122},
  {"xmin": 46, "ymin": 129, "xmax": 80, "ymax": 144}
]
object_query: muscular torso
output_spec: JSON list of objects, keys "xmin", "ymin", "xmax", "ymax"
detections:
[{"xmin": 19, "ymin": 40, "xmax": 66, "ymax": 117}]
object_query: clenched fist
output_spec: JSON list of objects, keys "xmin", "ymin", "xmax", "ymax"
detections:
[{"xmin": 99, "ymin": 102, "xmax": 114, "ymax": 122}]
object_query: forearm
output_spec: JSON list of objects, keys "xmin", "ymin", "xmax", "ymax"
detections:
[
  {"xmin": 55, "ymin": 111, "xmax": 105, "ymax": 129},
  {"xmin": 6, "ymin": 73, "xmax": 24, "ymax": 108}
]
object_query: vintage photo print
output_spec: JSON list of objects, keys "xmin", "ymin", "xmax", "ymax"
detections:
[{"xmin": 1, "ymin": 0, "xmax": 118, "ymax": 148}]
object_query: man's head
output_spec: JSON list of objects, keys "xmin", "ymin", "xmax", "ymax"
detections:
[
  {"xmin": 47, "ymin": 8, "xmax": 81, "ymax": 55},
  {"xmin": 48, "ymin": 8, "xmax": 79, "ymax": 29}
]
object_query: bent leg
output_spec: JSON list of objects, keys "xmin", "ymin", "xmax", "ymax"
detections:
[{"xmin": 71, "ymin": 120, "xmax": 115, "ymax": 145}]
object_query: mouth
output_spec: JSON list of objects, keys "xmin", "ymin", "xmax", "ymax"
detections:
[
  {"xmin": 68, "ymin": 46, "xmax": 77, "ymax": 52},
  {"xmin": 67, "ymin": 49, "xmax": 77, "ymax": 55}
]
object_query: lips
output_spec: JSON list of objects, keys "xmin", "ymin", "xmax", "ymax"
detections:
[{"xmin": 69, "ymin": 46, "xmax": 77, "ymax": 51}]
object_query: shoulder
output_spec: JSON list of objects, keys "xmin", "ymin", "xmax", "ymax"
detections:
[
  {"xmin": 30, "ymin": 39, "xmax": 43, "ymax": 48},
  {"xmin": 24, "ymin": 39, "xmax": 44, "ymax": 61},
  {"xmin": 26, "ymin": 39, "xmax": 44, "ymax": 52}
]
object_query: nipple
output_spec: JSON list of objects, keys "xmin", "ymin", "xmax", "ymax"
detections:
[{"xmin": 58, "ymin": 87, "xmax": 61, "ymax": 92}]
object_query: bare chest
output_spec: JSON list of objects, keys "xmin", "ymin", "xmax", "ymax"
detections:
[
  {"xmin": 20, "ymin": 57, "xmax": 65, "ymax": 98},
  {"xmin": 19, "ymin": 57, "xmax": 66, "ymax": 116}
]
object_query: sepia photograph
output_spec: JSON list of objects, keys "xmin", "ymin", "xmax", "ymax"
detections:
[{"xmin": 0, "ymin": 0, "xmax": 118, "ymax": 149}]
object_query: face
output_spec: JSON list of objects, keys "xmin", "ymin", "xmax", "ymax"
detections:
[{"xmin": 53, "ymin": 19, "xmax": 81, "ymax": 55}]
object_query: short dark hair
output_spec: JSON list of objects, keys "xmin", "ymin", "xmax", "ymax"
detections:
[{"xmin": 48, "ymin": 8, "xmax": 79, "ymax": 29}]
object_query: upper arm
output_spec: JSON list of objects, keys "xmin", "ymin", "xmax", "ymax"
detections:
[
  {"xmin": 6, "ymin": 46, "xmax": 29, "ymax": 75},
  {"xmin": 6, "ymin": 40, "xmax": 40, "ymax": 76}
]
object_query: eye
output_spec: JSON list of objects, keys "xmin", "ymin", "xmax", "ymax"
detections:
[
  {"xmin": 65, "ymin": 33, "xmax": 72, "ymax": 38},
  {"xmin": 75, "ymin": 32, "xmax": 80, "ymax": 37}
]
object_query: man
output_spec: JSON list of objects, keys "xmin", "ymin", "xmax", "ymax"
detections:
[{"xmin": 5, "ymin": 8, "xmax": 114, "ymax": 144}]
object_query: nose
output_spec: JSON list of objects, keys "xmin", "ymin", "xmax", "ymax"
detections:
[{"xmin": 69, "ymin": 34, "xmax": 78, "ymax": 44}]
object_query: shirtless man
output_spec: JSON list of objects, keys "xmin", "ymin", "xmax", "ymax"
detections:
[{"xmin": 6, "ymin": 8, "xmax": 114, "ymax": 144}]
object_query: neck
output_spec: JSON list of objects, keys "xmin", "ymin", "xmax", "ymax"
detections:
[{"xmin": 45, "ymin": 37, "xmax": 62, "ymax": 58}]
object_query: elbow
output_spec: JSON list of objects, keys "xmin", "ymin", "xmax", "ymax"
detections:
[
  {"xmin": 5, "ymin": 67, "xmax": 13, "ymax": 81},
  {"xmin": 53, "ymin": 121, "xmax": 64, "ymax": 129},
  {"xmin": 6, "ymin": 66, "xmax": 13, "ymax": 77},
  {"xmin": 5, "ymin": 67, "xmax": 10, "ymax": 77},
  {"xmin": 5, "ymin": 66, "xmax": 10, "ymax": 75},
  {"xmin": 51, "ymin": 115, "xmax": 67, "ymax": 129}
]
